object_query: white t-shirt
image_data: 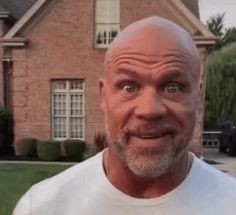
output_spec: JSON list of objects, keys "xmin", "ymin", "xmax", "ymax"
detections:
[{"xmin": 13, "ymin": 151, "xmax": 236, "ymax": 215}]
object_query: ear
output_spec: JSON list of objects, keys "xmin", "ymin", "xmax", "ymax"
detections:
[
  {"xmin": 99, "ymin": 78, "xmax": 106, "ymax": 112},
  {"xmin": 199, "ymin": 81, "xmax": 203, "ymax": 94},
  {"xmin": 199, "ymin": 81, "xmax": 204, "ymax": 101},
  {"xmin": 195, "ymin": 82, "xmax": 204, "ymax": 110}
]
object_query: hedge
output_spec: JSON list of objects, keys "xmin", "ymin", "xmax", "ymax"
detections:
[
  {"xmin": 64, "ymin": 139, "xmax": 86, "ymax": 161},
  {"xmin": 18, "ymin": 138, "xmax": 37, "ymax": 157},
  {"xmin": 37, "ymin": 140, "xmax": 61, "ymax": 161}
]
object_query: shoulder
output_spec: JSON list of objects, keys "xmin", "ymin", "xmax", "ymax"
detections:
[
  {"xmin": 13, "ymin": 151, "xmax": 105, "ymax": 214},
  {"xmin": 191, "ymin": 155, "xmax": 236, "ymax": 194},
  {"xmin": 32, "ymin": 151, "xmax": 104, "ymax": 192},
  {"xmin": 183, "ymin": 155, "xmax": 236, "ymax": 213}
]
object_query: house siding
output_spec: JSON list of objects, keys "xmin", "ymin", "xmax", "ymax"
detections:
[
  {"xmin": 12, "ymin": 0, "xmax": 105, "ymax": 153},
  {"xmin": 4, "ymin": 0, "xmax": 205, "ymax": 155}
]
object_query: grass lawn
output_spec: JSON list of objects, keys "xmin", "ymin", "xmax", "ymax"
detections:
[{"xmin": 0, "ymin": 163, "xmax": 72, "ymax": 215}]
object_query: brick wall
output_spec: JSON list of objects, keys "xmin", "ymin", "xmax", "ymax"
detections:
[
  {"xmin": 10, "ymin": 0, "xmax": 204, "ymax": 155},
  {"xmin": 13, "ymin": 0, "xmax": 106, "ymax": 153},
  {"xmin": 121, "ymin": 0, "xmax": 175, "ymax": 28}
]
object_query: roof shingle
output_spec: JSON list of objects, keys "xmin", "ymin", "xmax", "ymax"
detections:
[
  {"xmin": 0, "ymin": 0, "xmax": 37, "ymax": 19},
  {"xmin": 0, "ymin": 0, "xmax": 200, "ymax": 21},
  {"xmin": 181, "ymin": 0, "xmax": 199, "ymax": 18}
]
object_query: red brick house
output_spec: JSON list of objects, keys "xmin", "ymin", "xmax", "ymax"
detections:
[{"xmin": 0, "ymin": 0, "xmax": 216, "ymax": 155}]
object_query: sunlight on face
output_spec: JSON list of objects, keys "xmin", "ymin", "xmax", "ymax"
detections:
[{"xmin": 101, "ymin": 17, "xmax": 200, "ymax": 178}]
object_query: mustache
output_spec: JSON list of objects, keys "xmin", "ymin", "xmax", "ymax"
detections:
[{"xmin": 123, "ymin": 121, "xmax": 179, "ymax": 137}]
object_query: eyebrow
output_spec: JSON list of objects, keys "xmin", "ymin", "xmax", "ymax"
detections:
[{"xmin": 116, "ymin": 69, "xmax": 140, "ymax": 77}]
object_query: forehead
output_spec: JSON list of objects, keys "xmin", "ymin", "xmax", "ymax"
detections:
[
  {"xmin": 115, "ymin": 27, "xmax": 189, "ymax": 55},
  {"xmin": 105, "ymin": 25, "xmax": 200, "ymax": 81}
]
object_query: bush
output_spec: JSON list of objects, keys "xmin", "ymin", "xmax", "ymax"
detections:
[
  {"xmin": 64, "ymin": 139, "xmax": 86, "ymax": 161},
  {"xmin": 18, "ymin": 138, "xmax": 37, "ymax": 157},
  {"xmin": 0, "ymin": 107, "xmax": 14, "ymax": 155},
  {"xmin": 93, "ymin": 132, "xmax": 107, "ymax": 152},
  {"xmin": 37, "ymin": 140, "xmax": 61, "ymax": 161}
]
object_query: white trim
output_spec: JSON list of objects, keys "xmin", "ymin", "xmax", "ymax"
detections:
[
  {"xmin": 193, "ymin": 36, "xmax": 218, "ymax": 46},
  {"xmin": 0, "ymin": 14, "xmax": 10, "ymax": 18},
  {"xmin": 82, "ymin": 81, "xmax": 85, "ymax": 141},
  {"xmin": 1, "ymin": 42, "xmax": 26, "ymax": 46},
  {"xmin": 95, "ymin": 0, "xmax": 120, "ymax": 48},
  {"xmin": 170, "ymin": 0, "xmax": 215, "ymax": 38},
  {"xmin": 66, "ymin": 81, "xmax": 70, "ymax": 139},
  {"xmin": 51, "ymin": 80, "xmax": 85, "ymax": 141},
  {"xmin": 3, "ymin": 0, "xmax": 47, "ymax": 39}
]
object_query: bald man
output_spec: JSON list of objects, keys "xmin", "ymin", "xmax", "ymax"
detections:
[{"xmin": 14, "ymin": 17, "xmax": 236, "ymax": 215}]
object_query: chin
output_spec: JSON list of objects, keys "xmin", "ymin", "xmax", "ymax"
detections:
[
  {"xmin": 109, "ymin": 132, "xmax": 190, "ymax": 179},
  {"xmin": 124, "ymin": 144, "xmax": 176, "ymax": 179},
  {"xmin": 108, "ymin": 129, "xmax": 188, "ymax": 179}
]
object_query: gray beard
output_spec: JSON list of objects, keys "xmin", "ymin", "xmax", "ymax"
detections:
[{"xmin": 107, "ymin": 132, "xmax": 189, "ymax": 179}]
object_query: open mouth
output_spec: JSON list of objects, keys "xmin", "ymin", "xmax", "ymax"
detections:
[
  {"xmin": 132, "ymin": 130, "xmax": 175, "ymax": 139},
  {"xmin": 138, "ymin": 135, "xmax": 166, "ymax": 139},
  {"xmin": 128, "ymin": 133, "xmax": 172, "ymax": 150}
]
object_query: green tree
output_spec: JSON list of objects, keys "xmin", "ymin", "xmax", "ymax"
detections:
[
  {"xmin": 207, "ymin": 13, "xmax": 225, "ymax": 37},
  {"xmin": 207, "ymin": 13, "xmax": 236, "ymax": 50},
  {"xmin": 206, "ymin": 43, "xmax": 236, "ymax": 128},
  {"xmin": 207, "ymin": 13, "xmax": 225, "ymax": 50},
  {"xmin": 223, "ymin": 27, "xmax": 236, "ymax": 46}
]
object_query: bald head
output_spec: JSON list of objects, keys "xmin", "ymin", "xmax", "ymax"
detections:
[
  {"xmin": 104, "ymin": 16, "xmax": 200, "ymax": 80},
  {"xmin": 100, "ymin": 17, "xmax": 201, "ymax": 180}
]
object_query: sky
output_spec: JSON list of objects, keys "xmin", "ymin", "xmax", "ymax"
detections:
[{"xmin": 199, "ymin": 0, "xmax": 236, "ymax": 29}]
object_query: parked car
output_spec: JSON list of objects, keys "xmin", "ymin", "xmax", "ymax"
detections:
[{"xmin": 217, "ymin": 119, "xmax": 236, "ymax": 156}]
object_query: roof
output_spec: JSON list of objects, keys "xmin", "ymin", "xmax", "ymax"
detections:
[
  {"xmin": 1, "ymin": 0, "xmax": 217, "ymax": 47},
  {"xmin": 181, "ymin": 0, "xmax": 199, "ymax": 18},
  {"xmin": 0, "ymin": 5, "xmax": 12, "ymax": 19},
  {"xmin": 0, "ymin": 0, "xmax": 200, "ymax": 20},
  {"xmin": 0, "ymin": 4, "xmax": 8, "ymax": 13},
  {"xmin": 0, "ymin": 0, "xmax": 37, "ymax": 19}
]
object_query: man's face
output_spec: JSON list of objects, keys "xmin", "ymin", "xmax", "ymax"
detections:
[{"xmin": 100, "ymin": 27, "xmax": 200, "ymax": 179}]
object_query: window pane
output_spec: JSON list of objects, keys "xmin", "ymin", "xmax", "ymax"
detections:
[
  {"xmin": 53, "ymin": 117, "xmax": 67, "ymax": 138},
  {"xmin": 52, "ymin": 81, "xmax": 66, "ymax": 91},
  {"xmin": 53, "ymin": 94, "xmax": 66, "ymax": 116},
  {"xmin": 70, "ymin": 94, "xmax": 83, "ymax": 116},
  {"xmin": 69, "ymin": 117, "xmax": 83, "ymax": 138},
  {"xmin": 96, "ymin": 24, "xmax": 119, "ymax": 46},
  {"xmin": 96, "ymin": 0, "xmax": 120, "ymax": 23},
  {"xmin": 70, "ymin": 80, "xmax": 84, "ymax": 91},
  {"xmin": 52, "ymin": 80, "xmax": 85, "ymax": 140}
]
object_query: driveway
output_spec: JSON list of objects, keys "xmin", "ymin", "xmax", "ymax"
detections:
[{"xmin": 202, "ymin": 148, "xmax": 236, "ymax": 178}]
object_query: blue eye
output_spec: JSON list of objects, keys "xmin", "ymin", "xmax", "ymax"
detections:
[
  {"xmin": 123, "ymin": 83, "xmax": 138, "ymax": 93},
  {"xmin": 165, "ymin": 83, "xmax": 182, "ymax": 94}
]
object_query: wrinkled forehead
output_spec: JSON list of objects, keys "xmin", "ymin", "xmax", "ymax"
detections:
[{"xmin": 104, "ymin": 17, "xmax": 200, "ymax": 79}]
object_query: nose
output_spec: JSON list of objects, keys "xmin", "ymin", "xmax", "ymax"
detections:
[{"xmin": 134, "ymin": 87, "xmax": 167, "ymax": 120}]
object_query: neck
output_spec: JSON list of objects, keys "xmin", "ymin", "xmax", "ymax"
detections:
[{"xmin": 103, "ymin": 149, "xmax": 192, "ymax": 198}]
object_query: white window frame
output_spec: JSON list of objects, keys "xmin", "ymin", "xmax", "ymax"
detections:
[
  {"xmin": 95, "ymin": 0, "xmax": 120, "ymax": 48},
  {"xmin": 51, "ymin": 80, "xmax": 85, "ymax": 141}
]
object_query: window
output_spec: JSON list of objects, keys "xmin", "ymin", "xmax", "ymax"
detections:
[
  {"xmin": 95, "ymin": 0, "xmax": 120, "ymax": 48},
  {"xmin": 51, "ymin": 80, "xmax": 85, "ymax": 140}
]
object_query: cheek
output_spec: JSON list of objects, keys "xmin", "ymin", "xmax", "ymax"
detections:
[
  {"xmin": 105, "ymin": 96, "xmax": 134, "ymax": 133},
  {"xmin": 169, "ymin": 102, "xmax": 196, "ymax": 133}
]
